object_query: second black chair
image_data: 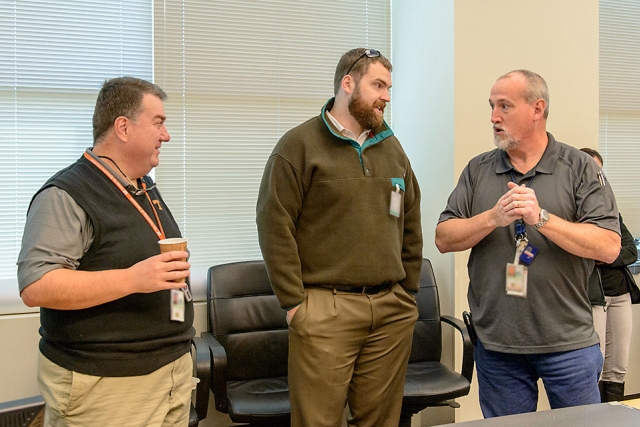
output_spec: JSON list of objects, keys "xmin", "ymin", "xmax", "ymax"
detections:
[{"xmin": 400, "ymin": 258, "xmax": 475, "ymax": 427}]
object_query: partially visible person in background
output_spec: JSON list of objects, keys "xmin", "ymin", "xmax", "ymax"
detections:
[{"xmin": 582, "ymin": 147, "xmax": 639, "ymax": 403}]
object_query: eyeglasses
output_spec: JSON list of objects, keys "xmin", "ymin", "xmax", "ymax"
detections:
[
  {"xmin": 129, "ymin": 182, "xmax": 156, "ymax": 196},
  {"xmin": 344, "ymin": 49, "xmax": 381, "ymax": 76}
]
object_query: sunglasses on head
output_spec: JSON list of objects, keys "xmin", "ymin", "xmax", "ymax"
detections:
[{"xmin": 345, "ymin": 49, "xmax": 381, "ymax": 76}]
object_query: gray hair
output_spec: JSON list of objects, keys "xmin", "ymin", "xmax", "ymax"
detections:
[{"xmin": 499, "ymin": 69, "xmax": 549, "ymax": 119}]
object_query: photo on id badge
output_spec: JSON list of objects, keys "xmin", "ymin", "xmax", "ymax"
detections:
[{"xmin": 506, "ymin": 263, "xmax": 527, "ymax": 298}]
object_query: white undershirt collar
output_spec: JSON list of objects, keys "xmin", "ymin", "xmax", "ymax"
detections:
[{"xmin": 325, "ymin": 111, "xmax": 370, "ymax": 146}]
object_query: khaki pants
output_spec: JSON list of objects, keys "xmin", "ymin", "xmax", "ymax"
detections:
[
  {"xmin": 288, "ymin": 283, "xmax": 418, "ymax": 427},
  {"xmin": 593, "ymin": 292, "xmax": 633, "ymax": 383},
  {"xmin": 38, "ymin": 352, "xmax": 192, "ymax": 427}
]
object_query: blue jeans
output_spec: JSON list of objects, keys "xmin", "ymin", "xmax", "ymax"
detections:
[{"xmin": 475, "ymin": 340, "xmax": 602, "ymax": 418}]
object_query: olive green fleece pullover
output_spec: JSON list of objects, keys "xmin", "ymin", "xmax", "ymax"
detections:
[{"xmin": 256, "ymin": 98, "xmax": 423, "ymax": 309}]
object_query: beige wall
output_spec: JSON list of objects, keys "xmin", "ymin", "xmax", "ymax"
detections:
[
  {"xmin": 452, "ymin": 0, "xmax": 600, "ymax": 422},
  {"xmin": 0, "ymin": 314, "xmax": 40, "ymax": 402},
  {"xmin": 454, "ymin": 0, "xmax": 599, "ymax": 175}
]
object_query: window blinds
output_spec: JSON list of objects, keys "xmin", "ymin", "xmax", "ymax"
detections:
[
  {"xmin": 153, "ymin": 0, "xmax": 392, "ymax": 268},
  {"xmin": 0, "ymin": 0, "xmax": 152, "ymax": 280},
  {"xmin": 600, "ymin": 0, "xmax": 640, "ymax": 236},
  {"xmin": 0, "ymin": 0, "xmax": 391, "ymax": 284}
]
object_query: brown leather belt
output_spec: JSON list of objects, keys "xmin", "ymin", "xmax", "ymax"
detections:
[{"xmin": 307, "ymin": 283, "xmax": 392, "ymax": 295}]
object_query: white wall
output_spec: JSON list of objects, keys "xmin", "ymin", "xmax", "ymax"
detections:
[{"xmin": 392, "ymin": 0, "xmax": 456, "ymax": 425}]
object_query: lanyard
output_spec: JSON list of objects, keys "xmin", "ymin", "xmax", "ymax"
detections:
[{"xmin": 83, "ymin": 152, "xmax": 166, "ymax": 240}]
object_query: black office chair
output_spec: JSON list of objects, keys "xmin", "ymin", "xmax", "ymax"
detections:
[
  {"xmin": 0, "ymin": 339, "xmax": 210, "ymax": 427},
  {"xmin": 400, "ymin": 258, "xmax": 475, "ymax": 427},
  {"xmin": 202, "ymin": 260, "xmax": 290, "ymax": 426},
  {"xmin": 190, "ymin": 336, "xmax": 211, "ymax": 426},
  {"xmin": 0, "ymin": 395, "xmax": 44, "ymax": 427}
]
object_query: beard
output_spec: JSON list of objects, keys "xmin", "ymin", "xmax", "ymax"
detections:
[
  {"xmin": 348, "ymin": 86, "xmax": 386, "ymax": 130},
  {"xmin": 493, "ymin": 126, "xmax": 520, "ymax": 151}
]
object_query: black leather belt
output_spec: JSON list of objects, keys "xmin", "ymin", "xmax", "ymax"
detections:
[{"xmin": 307, "ymin": 283, "xmax": 391, "ymax": 295}]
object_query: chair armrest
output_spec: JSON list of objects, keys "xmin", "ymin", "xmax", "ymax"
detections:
[
  {"xmin": 191, "ymin": 336, "xmax": 210, "ymax": 421},
  {"xmin": 441, "ymin": 315, "xmax": 475, "ymax": 383},
  {"xmin": 201, "ymin": 332, "xmax": 229, "ymax": 413}
]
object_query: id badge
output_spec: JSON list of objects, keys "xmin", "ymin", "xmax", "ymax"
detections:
[
  {"xmin": 170, "ymin": 289, "xmax": 185, "ymax": 322},
  {"xmin": 390, "ymin": 184, "xmax": 402, "ymax": 217},
  {"xmin": 506, "ymin": 263, "xmax": 528, "ymax": 298}
]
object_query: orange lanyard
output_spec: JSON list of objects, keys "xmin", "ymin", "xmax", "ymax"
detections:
[{"xmin": 83, "ymin": 152, "xmax": 166, "ymax": 240}]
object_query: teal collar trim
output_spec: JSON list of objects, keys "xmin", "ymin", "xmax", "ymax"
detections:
[{"xmin": 364, "ymin": 127, "xmax": 393, "ymax": 148}]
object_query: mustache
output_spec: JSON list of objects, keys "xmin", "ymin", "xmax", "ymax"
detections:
[
  {"xmin": 493, "ymin": 125, "xmax": 504, "ymax": 131},
  {"xmin": 373, "ymin": 100, "xmax": 386, "ymax": 111}
]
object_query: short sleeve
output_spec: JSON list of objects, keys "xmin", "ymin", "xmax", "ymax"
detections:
[{"xmin": 17, "ymin": 187, "xmax": 94, "ymax": 292}]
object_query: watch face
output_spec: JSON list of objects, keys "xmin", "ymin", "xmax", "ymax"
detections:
[{"xmin": 534, "ymin": 209, "xmax": 549, "ymax": 229}]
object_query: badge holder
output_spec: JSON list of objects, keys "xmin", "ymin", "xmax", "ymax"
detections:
[
  {"xmin": 505, "ymin": 220, "xmax": 538, "ymax": 298},
  {"xmin": 390, "ymin": 184, "xmax": 402, "ymax": 217}
]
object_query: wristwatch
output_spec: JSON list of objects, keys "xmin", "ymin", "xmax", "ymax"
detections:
[{"xmin": 533, "ymin": 208, "xmax": 549, "ymax": 229}]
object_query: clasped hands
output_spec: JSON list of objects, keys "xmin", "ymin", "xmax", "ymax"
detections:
[{"xmin": 493, "ymin": 182, "xmax": 541, "ymax": 228}]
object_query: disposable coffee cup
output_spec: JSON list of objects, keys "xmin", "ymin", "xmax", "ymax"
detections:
[{"xmin": 158, "ymin": 237, "xmax": 188, "ymax": 282}]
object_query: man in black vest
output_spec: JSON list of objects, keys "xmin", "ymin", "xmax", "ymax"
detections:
[{"xmin": 17, "ymin": 77, "xmax": 195, "ymax": 426}]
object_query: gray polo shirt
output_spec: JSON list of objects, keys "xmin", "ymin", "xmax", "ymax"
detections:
[{"xmin": 438, "ymin": 133, "xmax": 620, "ymax": 354}]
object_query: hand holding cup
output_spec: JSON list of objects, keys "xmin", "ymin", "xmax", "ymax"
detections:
[{"xmin": 158, "ymin": 237, "xmax": 189, "ymax": 283}]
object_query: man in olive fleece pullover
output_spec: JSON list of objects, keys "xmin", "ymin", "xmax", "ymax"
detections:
[{"xmin": 257, "ymin": 48, "xmax": 422, "ymax": 427}]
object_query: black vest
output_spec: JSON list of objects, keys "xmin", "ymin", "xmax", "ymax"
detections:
[{"xmin": 32, "ymin": 155, "xmax": 194, "ymax": 376}]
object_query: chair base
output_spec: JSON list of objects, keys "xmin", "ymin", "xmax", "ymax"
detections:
[
  {"xmin": 399, "ymin": 399, "xmax": 460, "ymax": 427},
  {"xmin": 399, "ymin": 414, "xmax": 413, "ymax": 427},
  {"xmin": 229, "ymin": 414, "xmax": 290, "ymax": 426},
  {"xmin": 229, "ymin": 416, "xmax": 290, "ymax": 426}
]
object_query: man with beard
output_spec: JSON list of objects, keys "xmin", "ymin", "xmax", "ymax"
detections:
[
  {"xmin": 435, "ymin": 70, "xmax": 621, "ymax": 417},
  {"xmin": 256, "ymin": 48, "xmax": 422, "ymax": 426}
]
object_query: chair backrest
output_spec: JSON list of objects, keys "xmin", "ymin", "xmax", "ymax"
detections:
[
  {"xmin": 207, "ymin": 260, "xmax": 288, "ymax": 381},
  {"xmin": 408, "ymin": 258, "xmax": 442, "ymax": 363}
]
